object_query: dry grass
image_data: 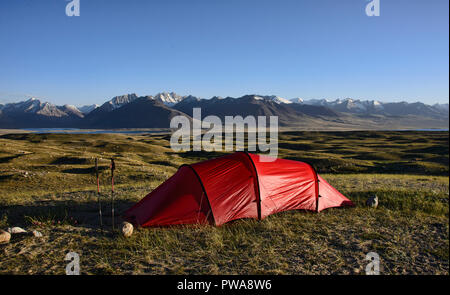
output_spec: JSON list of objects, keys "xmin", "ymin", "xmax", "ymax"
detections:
[{"xmin": 0, "ymin": 131, "xmax": 448, "ymax": 274}]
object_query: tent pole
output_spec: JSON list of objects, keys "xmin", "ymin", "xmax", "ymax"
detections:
[{"xmin": 241, "ymin": 152, "xmax": 262, "ymax": 220}]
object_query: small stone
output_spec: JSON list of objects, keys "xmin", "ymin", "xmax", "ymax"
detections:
[
  {"xmin": 121, "ymin": 222, "xmax": 133, "ymax": 237},
  {"xmin": 0, "ymin": 230, "xmax": 11, "ymax": 244},
  {"xmin": 366, "ymin": 195, "xmax": 379, "ymax": 208},
  {"xmin": 32, "ymin": 230, "xmax": 43, "ymax": 238},
  {"xmin": 7, "ymin": 227, "xmax": 27, "ymax": 234}
]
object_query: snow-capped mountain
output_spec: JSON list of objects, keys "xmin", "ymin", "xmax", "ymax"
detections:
[
  {"xmin": 0, "ymin": 98, "xmax": 84, "ymax": 128},
  {"xmin": 173, "ymin": 94, "xmax": 317, "ymax": 125},
  {"xmin": 262, "ymin": 96, "xmax": 292, "ymax": 104},
  {"xmin": 325, "ymin": 98, "xmax": 382, "ymax": 113},
  {"xmin": 290, "ymin": 98, "xmax": 304, "ymax": 104},
  {"xmin": 86, "ymin": 94, "xmax": 138, "ymax": 118},
  {"xmin": 180, "ymin": 95, "xmax": 201, "ymax": 103},
  {"xmin": 289, "ymin": 97, "xmax": 448, "ymax": 118},
  {"xmin": 1, "ymin": 98, "xmax": 82, "ymax": 117},
  {"xmin": 210, "ymin": 96, "xmax": 224, "ymax": 100},
  {"xmin": 2, "ymin": 98, "xmax": 51, "ymax": 114},
  {"xmin": 231, "ymin": 95, "xmax": 292, "ymax": 104},
  {"xmin": 78, "ymin": 104, "xmax": 99, "ymax": 114},
  {"xmin": 105, "ymin": 93, "xmax": 138, "ymax": 111},
  {"xmin": 58, "ymin": 104, "xmax": 84, "ymax": 118},
  {"xmin": 295, "ymin": 98, "xmax": 330, "ymax": 106},
  {"xmin": 84, "ymin": 95, "xmax": 191, "ymax": 128},
  {"xmin": 0, "ymin": 93, "xmax": 447, "ymax": 129},
  {"xmin": 153, "ymin": 92, "xmax": 186, "ymax": 106}
]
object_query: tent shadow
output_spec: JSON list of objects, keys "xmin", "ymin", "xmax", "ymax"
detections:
[{"xmin": 0, "ymin": 199, "xmax": 136, "ymax": 231}]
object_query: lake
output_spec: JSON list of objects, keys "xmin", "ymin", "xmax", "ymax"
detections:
[
  {"xmin": 19, "ymin": 128, "xmax": 449, "ymax": 134},
  {"xmin": 21, "ymin": 128, "xmax": 170, "ymax": 134}
]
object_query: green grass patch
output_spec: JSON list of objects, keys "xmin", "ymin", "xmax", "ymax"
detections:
[{"xmin": 0, "ymin": 131, "xmax": 448, "ymax": 274}]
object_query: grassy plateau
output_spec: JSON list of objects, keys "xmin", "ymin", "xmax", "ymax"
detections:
[{"xmin": 0, "ymin": 130, "xmax": 448, "ymax": 274}]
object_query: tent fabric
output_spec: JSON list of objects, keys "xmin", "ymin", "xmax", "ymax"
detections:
[
  {"xmin": 247, "ymin": 153, "xmax": 318, "ymax": 219},
  {"xmin": 123, "ymin": 152, "xmax": 354, "ymax": 227},
  {"xmin": 190, "ymin": 152, "xmax": 259, "ymax": 225},
  {"xmin": 123, "ymin": 165, "xmax": 213, "ymax": 227},
  {"xmin": 317, "ymin": 174, "xmax": 354, "ymax": 211}
]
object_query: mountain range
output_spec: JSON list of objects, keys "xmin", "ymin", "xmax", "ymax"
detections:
[{"xmin": 0, "ymin": 92, "xmax": 448, "ymax": 130}]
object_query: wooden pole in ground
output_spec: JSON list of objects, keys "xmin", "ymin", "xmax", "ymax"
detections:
[
  {"xmin": 110, "ymin": 158, "xmax": 115, "ymax": 231},
  {"xmin": 95, "ymin": 158, "xmax": 103, "ymax": 231}
]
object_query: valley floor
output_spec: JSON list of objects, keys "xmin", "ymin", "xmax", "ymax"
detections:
[{"xmin": 0, "ymin": 131, "xmax": 448, "ymax": 274}]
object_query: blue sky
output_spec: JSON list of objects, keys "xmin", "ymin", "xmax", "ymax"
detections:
[{"xmin": 0, "ymin": 0, "xmax": 448, "ymax": 106}]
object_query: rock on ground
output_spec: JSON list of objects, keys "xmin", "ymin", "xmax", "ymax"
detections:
[
  {"xmin": 32, "ymin": 230, "xmax": 43, "ymax": 238},
  {"xmin": 0, "ymin": 230, "xmax": 11, "ymax": 244},
  {"xmin": 366, "ymin": 195, "xmax": 379, "ymax": 208},
  {"xmin": 7, "ymin": 227, "xmax": 27, "ymax": 234},
  {"xmin": 121, "ymin": 222, "xmax": 134, "ymax": 237}
]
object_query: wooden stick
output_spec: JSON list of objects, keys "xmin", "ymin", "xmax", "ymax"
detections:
[
  {"xmin": 110, "ymin": 158, "xmax": 115, "ymax": 231},
  {"xmin": 95, "ymin": 158, "xmax": 103, "ymax": 230}
]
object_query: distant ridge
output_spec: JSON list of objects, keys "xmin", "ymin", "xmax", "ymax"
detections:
[
  {"xmin": 0, "ymin": 98, "xmax": 84, "ymax": 128},
  {"xmin": 0, "ymin": 92, "xmax": 448, "ymax": 129},
  {"xmin": 293, "ymin": 98, "xmax": 449, "ymax": 119},
  {"xmin": 84, "ymin": 96, "xmax": 191, "ymax": 128}
]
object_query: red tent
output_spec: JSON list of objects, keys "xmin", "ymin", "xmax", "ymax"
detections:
[{"xmin": 123, "ymin": 152, "xmax": 353, "ymax": 227}]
